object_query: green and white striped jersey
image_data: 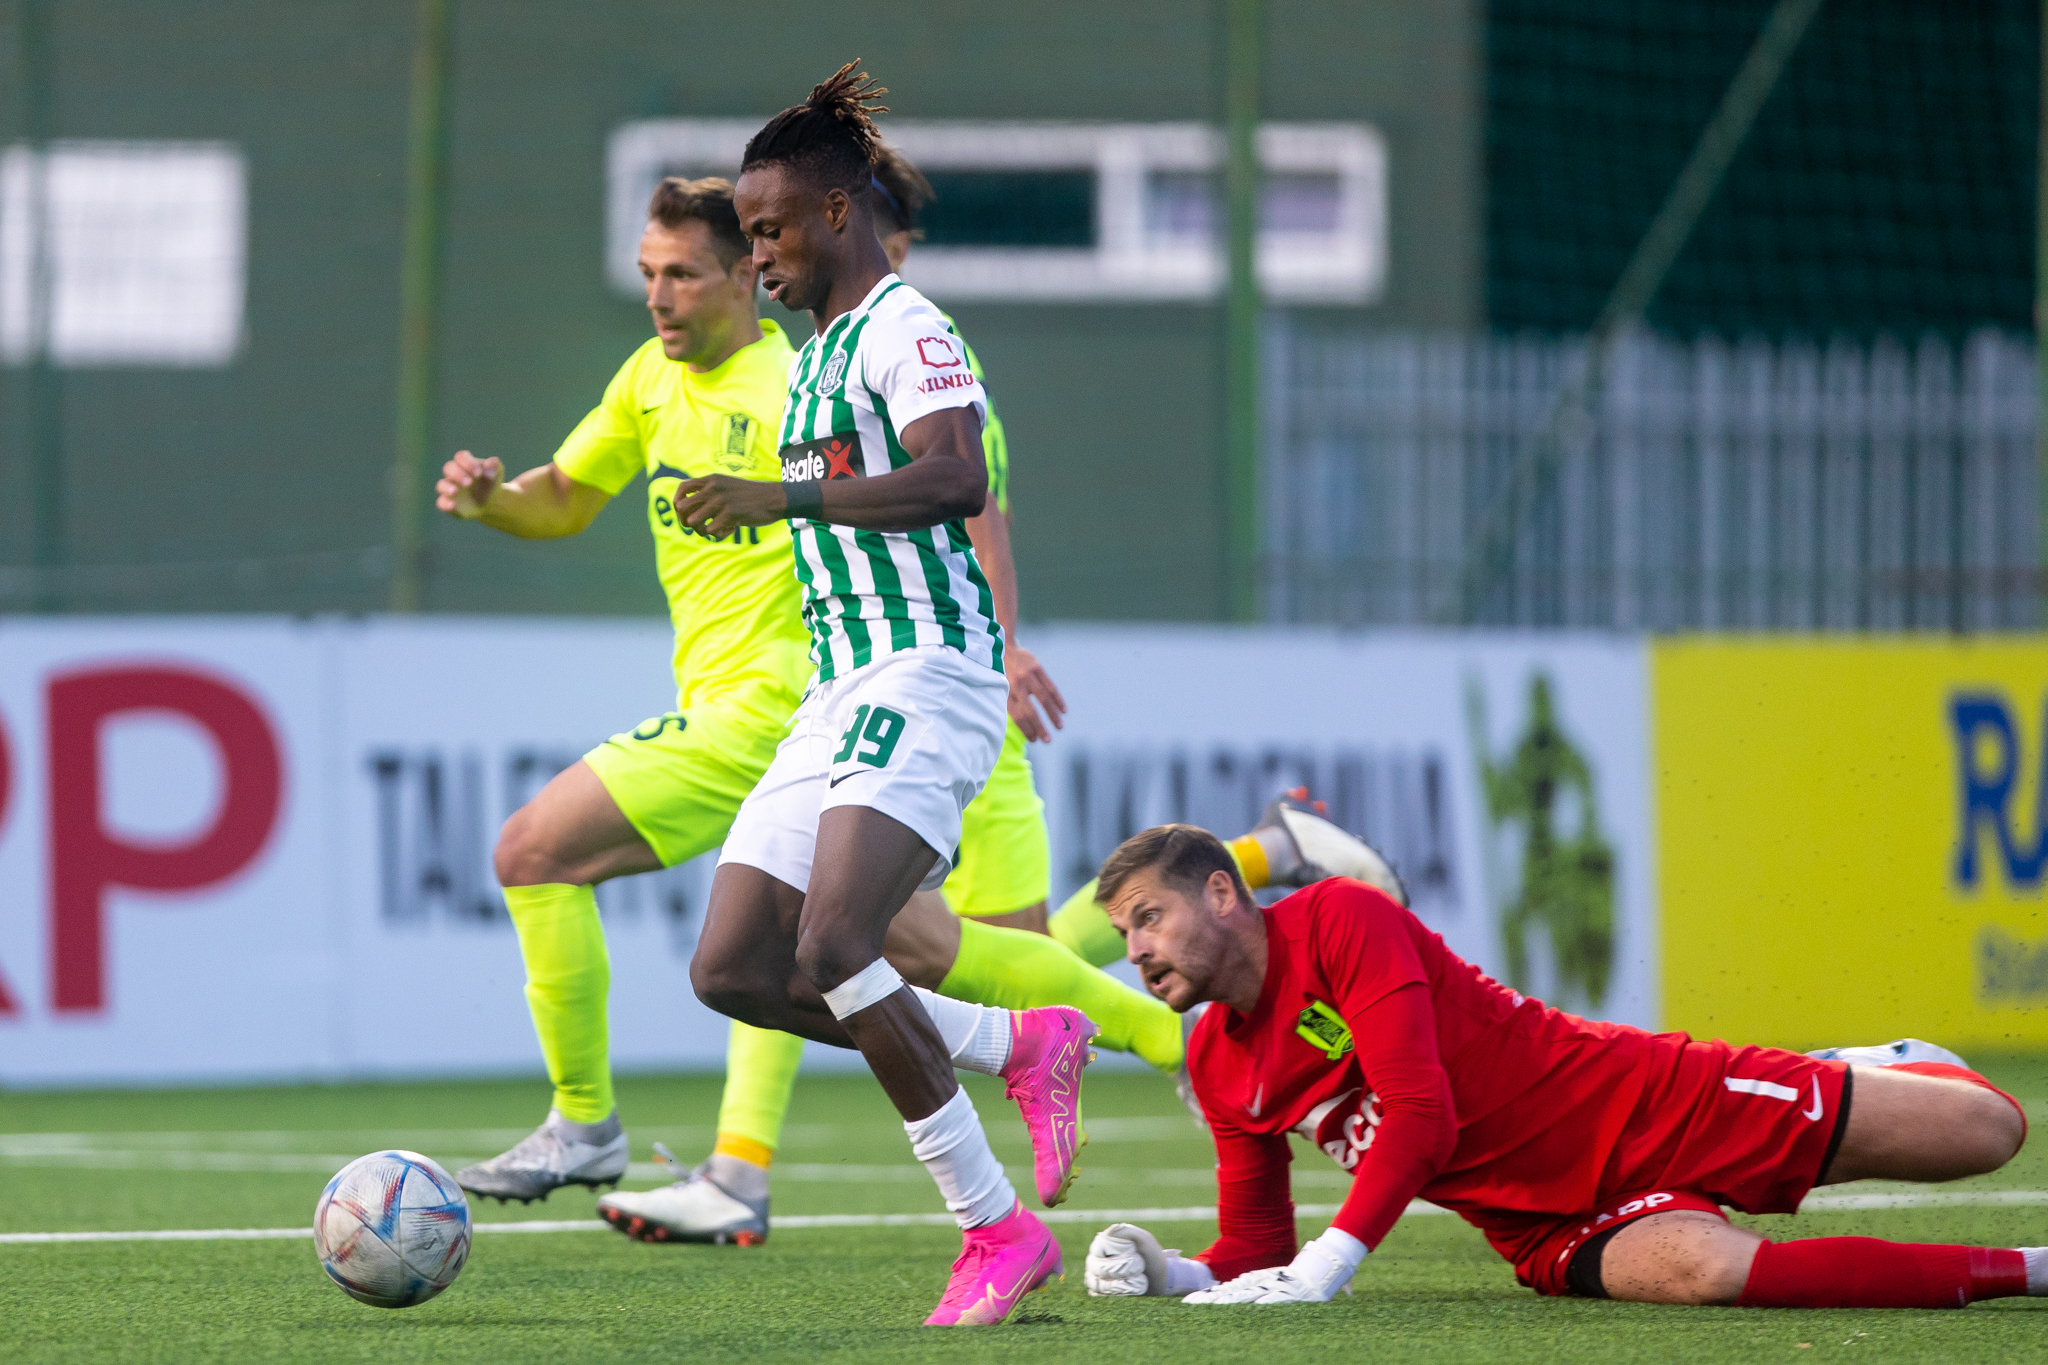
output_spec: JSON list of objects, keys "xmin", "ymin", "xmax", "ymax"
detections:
[{"xmin": 777, "ymin": 274, "xmax": 1004, "ymax": 682}]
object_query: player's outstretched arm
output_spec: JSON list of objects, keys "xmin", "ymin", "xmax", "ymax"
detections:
[
  {"xmin": 436, "ymin": 453, "xmax": 610, "ymax": 539},
  {"xmin": 675, "ymin": 406, "xmax": 987, "ymax": 538},
  {"xmin": 1192, "ymin": 974, "xmax": 1458, "ymax": 1306}
]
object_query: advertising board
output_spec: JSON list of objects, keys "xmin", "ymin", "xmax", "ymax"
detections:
[
  {"xmin": 1657, "ymin": 637, "xmax": 2048, "ymax": 1051},
  {"xmin": 0, "ymin": 618, "xmax": 1658, "ymax": 1087}
]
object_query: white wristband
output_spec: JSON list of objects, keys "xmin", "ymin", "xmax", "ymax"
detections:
[
  {"xmin": 1165, "ymin": 1255, "xmax": 1218, "ymax": 1295},
  {"xmin": 1310, "ymin": 1226, "xmax": 1369, "ymax": 1275}
]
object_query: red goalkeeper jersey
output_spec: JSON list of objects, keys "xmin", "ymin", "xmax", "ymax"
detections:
[{"xmin": 1186, "ymin": 879, "xmax": 1665, "ymax": 1280}]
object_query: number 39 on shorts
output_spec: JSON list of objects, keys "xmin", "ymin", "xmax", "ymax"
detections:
[{"xmin": 833, "ymin": 704, "xmax": 906, "ymax": 769}]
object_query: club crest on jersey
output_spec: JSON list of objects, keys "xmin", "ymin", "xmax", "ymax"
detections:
[
  {"xmin": 781, "ymin": 432, "xmax": 864, "ymax": 482},
  {"xmin": 817, "ymin": 351, "xmax": 849, "ymax": 396},
  {"xmin": 1295, "ymin": 999, "xmax": 1353, "ymax": 1061},
  {"xmin": 715, "ymin": 413, "xmax": 753, "ymax": 474}
]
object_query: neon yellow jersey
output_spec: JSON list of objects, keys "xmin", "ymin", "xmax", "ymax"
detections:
[
  {"xmin": 553, "ymin": 321, "xmax": 810, "ymax": 725},
  {"xmin": 943, "ymin": 317, "xmax": 1008, "ymax": 516}
]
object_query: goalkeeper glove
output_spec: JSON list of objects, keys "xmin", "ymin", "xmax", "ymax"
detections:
[
  {"xmin": 1184, "ymin": 1227, "xmax": 1366, "ymax": 1304},
  {"xmin": 1085, "ymin": 1223, "xmax": 1218, "ymax": 1297}
]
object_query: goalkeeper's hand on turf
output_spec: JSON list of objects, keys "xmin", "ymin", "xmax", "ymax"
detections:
[
  {"xmin": 1183, "ymin": 1228, "xmax": 1366, "ymax": 1305},
  {"xmin": 1085, "ymin": 1224, "xmax": 1217, "ymax": 1297}
]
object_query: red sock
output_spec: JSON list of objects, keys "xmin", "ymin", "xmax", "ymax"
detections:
[
  {"xmin": 1889, "ymin": 1063, "xmax": 2028, "ymax": 1141},
  {"xmin": 1738, "ymin": 1239, "xmax": 2027, "ymax": 1309}
]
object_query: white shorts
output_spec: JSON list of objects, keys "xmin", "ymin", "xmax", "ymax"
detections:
[{"xmin": 717, "ymin": 645, "xmax": 1007, "ymax": 894}]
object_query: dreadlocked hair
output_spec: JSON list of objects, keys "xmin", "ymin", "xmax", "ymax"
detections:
[
  {"xmin": 869, "ymin": 144, "xmax": 935, "ymax": 238},
  {"xmin": 742, "ymin": 61, "xmax": 889, "ymax": 195}
]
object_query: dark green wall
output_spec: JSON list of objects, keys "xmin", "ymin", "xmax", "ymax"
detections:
[
  {"xmin": 0, "ymin": 2, "xmax": 414, "ymax": 610},
  {"xmin": 1487, "ymin": 0, "xmax": 2038, "ymax": 337},
  {"xmin": 0, "ymin": 0, "xmax": 1479, "ymax": 618}
]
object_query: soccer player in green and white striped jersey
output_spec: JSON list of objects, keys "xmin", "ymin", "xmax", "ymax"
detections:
[
  {"xmin": 670, "ymin": 64, "xmax": 1078, "ymax": 1327},
  {"xmin": 772, "ymin": 295, "xmax": 1001, "ymax": 679}
]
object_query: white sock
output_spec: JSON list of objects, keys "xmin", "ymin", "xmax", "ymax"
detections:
[
  {"xmin": 2022, "ymin": 1247, "xmax": 2048, "ymax": 1295},
  {"xmin": 703, "ymin": 1152, "xmax": 769, "ymax": 1204},
  {"xmin": 548, "ymin": 1108, "xmax": 622, "ymax": 1144},
  {"xmin": 911, "ymin": 987, "xmax": 1012, "ymax": 1075},
  {"xmin": 904, "ymin": 1085, "xmax": 1016, "ymax": 1229}
]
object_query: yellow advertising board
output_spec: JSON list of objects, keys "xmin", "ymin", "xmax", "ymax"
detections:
[{"xmin": 1656, "ymin": 637, "xmax": 2048, "ymax": 1050}]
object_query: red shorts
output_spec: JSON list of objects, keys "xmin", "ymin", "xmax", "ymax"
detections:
[{"xmin": 1466, "ymin": 1040, "xmax": 1851, "ymax": 1297}]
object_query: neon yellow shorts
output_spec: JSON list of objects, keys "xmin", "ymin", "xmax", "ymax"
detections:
[
  {"xmin": 583, "ymin": 705, "xmax": 785, "ymax": 869},
  {"xmin": 943, "ymin": 718, "xmax": 1051, "ymax": 916}
]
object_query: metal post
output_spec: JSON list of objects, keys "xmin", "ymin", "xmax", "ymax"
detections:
[
  {"xmin": 1223, "ymin": 0, "xmax": 1262, "ymax": 621},
  {"xmin": 23, "ymin": 0, "xmax": 61, "ymax": 612},
  {"xmin": 390, "ymin": 0, "xmax": 451, "ymax": 612}
]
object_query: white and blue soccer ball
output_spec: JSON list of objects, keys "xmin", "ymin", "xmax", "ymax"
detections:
[{"xmin": 315, "ymin": 1150, "xmax": 471, "ymax": 1308}]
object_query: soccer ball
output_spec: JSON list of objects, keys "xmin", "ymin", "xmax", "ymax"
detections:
[{"xmin": 314, "ymin": 1150, "xmax": 471, "ymax": 1308}]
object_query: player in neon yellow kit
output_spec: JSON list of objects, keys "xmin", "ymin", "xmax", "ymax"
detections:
[
  {"xmin": 591, "ymin": 148, "xmax": 1406, "ymax": 1245},
  {"xmin": 433, "ymin": 178, "xmax": 804, "ymax": 1202}
]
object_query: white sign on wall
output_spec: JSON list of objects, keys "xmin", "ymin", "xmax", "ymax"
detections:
[
  {"xmin": 607, "ymin": 119, "xmax": 1386, "ymax": 304},
  {"xmin": 0, "ymin": 141, "xmax": 246, "ymax": 367}
]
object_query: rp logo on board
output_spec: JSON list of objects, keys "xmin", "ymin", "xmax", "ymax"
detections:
[
  {"xmin": 1952, "ymin": 691, "xmax": 2048, "ymax": 887},
  {"xmin": 0, "ymin": 665, "xmax": 285, "ymax": 1017},
  {"xmin": 47, "ymin": 667, "xmax": 285, "ymax": 1012}
]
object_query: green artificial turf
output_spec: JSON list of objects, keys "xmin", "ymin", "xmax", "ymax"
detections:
[{"xmin": 4, "ymin": 1059, "xmax": 2048, "ymax": 1363}]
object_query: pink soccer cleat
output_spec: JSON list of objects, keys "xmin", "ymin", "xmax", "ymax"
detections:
[
  {"xmin": 1000, "ymin": 1005, "xmax": 1094, "ymax": 1207},
  {"xmin": 924, "ymin": 1201, "xmax": 1063, "ymax": 1326}
]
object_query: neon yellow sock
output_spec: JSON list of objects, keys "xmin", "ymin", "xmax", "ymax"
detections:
[
  {"xmin": 714, "ymin": 1022, "xmax": 806, "ymax": 1164},
  {"xmin": 1047, "ymin": 879, "xmax": 1125, "ymax": 968},
  {"xmin": 942, "ymin": 916, "xmax": 1182, "ymax": 1072},
  {"xmin": 1050, "ymin": 838, "xmax": 1262, "ymax": 968},
  {"xmin": 503, "ymin": 883, "xmax": 614, "ymax": 1124}
]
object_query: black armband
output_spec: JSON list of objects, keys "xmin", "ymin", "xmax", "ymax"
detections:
[{"xmin": 783, "ymin": 480, "xmax": 825, "ymax": 521}]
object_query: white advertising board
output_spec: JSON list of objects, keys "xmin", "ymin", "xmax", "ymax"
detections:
[{"xmin": 0, "ymin": 618, "xmax": 1654, "ymax": 1087}]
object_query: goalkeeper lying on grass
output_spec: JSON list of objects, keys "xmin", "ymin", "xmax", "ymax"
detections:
[{"xmin": 1083, "ymin": 823, "xmax": 2046, "ymax": 1309}]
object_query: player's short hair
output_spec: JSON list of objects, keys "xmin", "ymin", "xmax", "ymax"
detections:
[
  {"xmin": 742, "ymin": 60, "xmax": 888, "ymax": 197},
  {"xmin": 647, "ymin": 176, "xmax": 749, "ymax": 267},
  {"xmin": 1094, "ymin": 824, "xmax": 1253, "ymax": 914},
  {"xmin": 869, "ymin": 144, "xmax": 934, "ymax": 239}
]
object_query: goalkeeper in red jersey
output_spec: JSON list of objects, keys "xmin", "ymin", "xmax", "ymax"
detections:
[{"xmin": 1082, "ymin": 824, "xmax": 2041, "ymax": 1310}]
